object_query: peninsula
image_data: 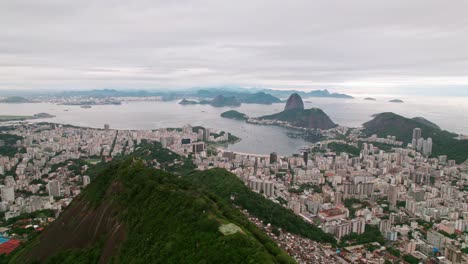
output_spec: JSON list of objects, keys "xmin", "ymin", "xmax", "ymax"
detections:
[{"xmin": 252, "ymin": 93, "xmax": 337, "ymax": 130}]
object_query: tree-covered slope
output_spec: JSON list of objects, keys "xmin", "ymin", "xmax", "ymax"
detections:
[
  {"xmin": 11, "ymin": 160, "xmax": 295, "ymax": 264},
  {"xmin": 185, "ymin": 168, "xmax": 336, "ymax": 244},
  {"xmin": 412, "ymin": 117, "xmax": 441, "ymax": 130},
  {"xmin": 363, "ymin": 112, "xmax": 442, "ymax": 142},
  {"xmin": 363, "ymin": 112, "xmax": 468, "ymax": 163}
]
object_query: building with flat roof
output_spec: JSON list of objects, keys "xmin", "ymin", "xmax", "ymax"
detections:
[
  {"xmin": 318, "ymin": 208, "xmax": 348, "ymax": 222},
  {"xmin": 48, "ymin": 180, "xmax": 61, "ymax": 197}
]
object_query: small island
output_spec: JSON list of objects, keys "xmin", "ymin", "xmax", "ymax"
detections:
[
  {"xmin": 364, "ymin": 97, "xmax": 376, "ymax": 101},
  {"xmin": 0, "ymin": 96, "xmax": 32, "ymax": 103},
  {"xmin": 220, "ymin": 110, "xmax": 248, "ymax": 120},
  {"xmin": 177, "ymin": 95, "xmax": 241, "ymax": 107},
  {"xmin": 0, "ymin": 113, "xmax": 55, "ymax": 122},
  {"xmin": 389, "ymin": 99, "xmax": 404, "ymax": 103},
  {"xmin": 179, "ymin": 99, "xmax": 198, "ymax": 105},
  {"xmin": 61, "ymin": 98, "xmax": 121, "ymax": 106}
]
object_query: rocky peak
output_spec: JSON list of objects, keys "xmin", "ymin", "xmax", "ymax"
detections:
[{"xmin": 284, "ymin": 93, "xmax": 304, "ymax": 111}]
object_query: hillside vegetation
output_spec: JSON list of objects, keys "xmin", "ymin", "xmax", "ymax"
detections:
[
  {"xmin": 11, "ymin": 160, "xmax": 295, "ymax": 264},
  {"xmin": 328, "ymin": 142, "xmax": 360, "ymax": 156},
  {"xmin": 0, "ymin": 134, "xmax": 25, "ymax": 158},
  {"xmin": 186, "ymin": 168, "xmax": 336, "ymax": 244}
]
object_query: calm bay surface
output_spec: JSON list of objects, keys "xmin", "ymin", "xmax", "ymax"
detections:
[{"xmin": 0, "ymin": 96, "xmax": 466, "ymax": 156}]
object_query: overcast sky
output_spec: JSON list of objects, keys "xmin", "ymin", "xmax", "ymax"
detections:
[{"xmin": 1, "ymin": 0, "xmax": 468, "ymax": 96}]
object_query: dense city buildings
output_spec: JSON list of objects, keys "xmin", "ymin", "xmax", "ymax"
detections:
[
  {"xmin": 0, "ymin": 122, "xmax": 467, "ymax": 263},
  {"xmin": 192, "ymin": 126, "xmax": 468, "ymax": 263}
]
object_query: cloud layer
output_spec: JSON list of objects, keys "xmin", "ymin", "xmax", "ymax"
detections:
[{"xmin": 1, "ymin": 0, "xmax": 468, "ymax": 95}]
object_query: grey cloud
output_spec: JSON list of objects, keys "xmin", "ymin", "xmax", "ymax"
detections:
[{"xmin": 0, "ymin": 0, "xmax": 468, "ymax": 95}]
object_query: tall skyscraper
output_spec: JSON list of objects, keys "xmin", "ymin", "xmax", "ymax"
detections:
[
  {"xmin": 269, "ymin": 152, "xmax": 277, "ymax": 164},
  {"xmin": 334, "ymin": 191, "xmax": 343, "ymax": 205},
  {"xmin": 422, "ymin": 137, "xmax": 433, "ymax": 155},
  {"xmin": 379, "ymin": 219, "xmax": 391, "ymax": 233},
  {"xmin": 445, "ymin": 244, "xmax": 463, "ymax": 264},
  {"xmin": 412, "ymin": 128, "xmax": 422, "ymax": 147},
  {"xmin": 417, "ymin": 137, "xmax": 424, "ymax": 151},
  {"xmin": 204, "ymin": 128, "xmax": 211, "ymax": 142},
  {"xmin": 303, "ymin": 152, "xmax": 309, "ymax": 165},
  {"xmin": 427, "ymin": 230, "xmax": 445, "ymax": 250},
  {"xmin": 351, "ymin": 217, "xmax": 366, "ymax": 234},
  {"xmin": 388, "ymin": 184, "xmax": 398, "ymax": 210}
]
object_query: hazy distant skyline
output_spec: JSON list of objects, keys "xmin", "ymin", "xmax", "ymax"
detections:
[{"xmin": 1, "ymin": 0, "xmax": 468, "ymax": 96}]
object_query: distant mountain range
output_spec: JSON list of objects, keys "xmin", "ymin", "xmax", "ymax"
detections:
[
  {"xmin": 260, "ymin": 89, "xmax": 354, "ymax": 99},
  {"xmin": 208, "ymin": 95, "xmax": 241, "ymax": 107},
  {"xmin": 179, "ymin": 92, "xmax": 281, "ymax": 106},
  {"xmin": 59, "ymin": 89, "xmax": 163, "ymax": 98},
  {"xmin": 191, "ymin": 90, "xmax": 281, "ymax": 105},
  {"xmin": 28, "ymin": 87, "xmax": 353, "ymax": 100}
]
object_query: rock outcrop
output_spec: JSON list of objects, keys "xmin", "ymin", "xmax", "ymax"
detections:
[
  {"xmin": 259, "ymin": 108, "xmax": 336, "ymax": 129},
  {"xmin": 284, "ymin": 93, "xmax": 304, "ymax": 111}
]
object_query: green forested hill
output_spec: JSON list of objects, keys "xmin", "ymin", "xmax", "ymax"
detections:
[
  {"xmin": 363, "ymin": 112, "xmax": 468, "ymax": 163},
  {"xmin": 9, "ymin": 160, "xmax": 295, "ymax": 264},
  {"xmin": 185, "ymin": 168, "xmax": 336, "ymax": 244},
  {"xmin": 221, "ymin": 110, "xmax": 248, "ymax": 120}
]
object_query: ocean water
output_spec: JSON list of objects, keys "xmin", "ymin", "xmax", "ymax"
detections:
[{"xmin": 0, "ymin": 95, "xmax": 466, "ymax": 155}]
